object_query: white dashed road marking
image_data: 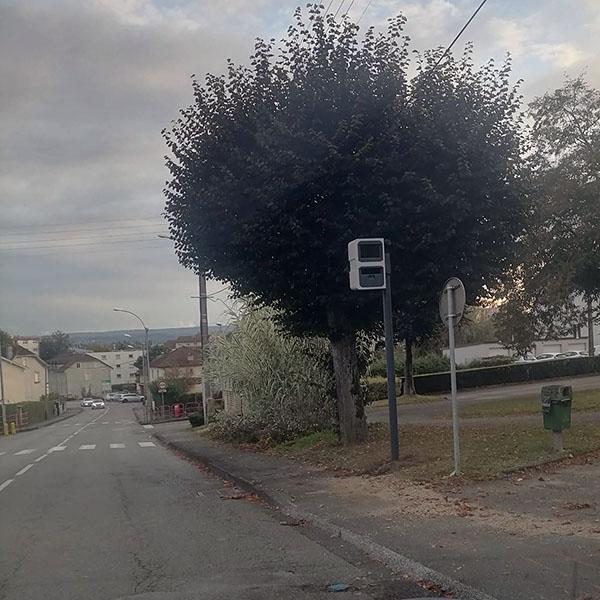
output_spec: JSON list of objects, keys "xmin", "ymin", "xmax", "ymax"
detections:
[
  {"xmin": 0, "ymin": 452, "xmax": 5, "ymax": 456},
  {"xmin": 102, "ymin": 421, "xmax": 109, "ymax": 424},
  {"xmin": 143, "ymin": 424, "xmax": 154, "ymax": 429},
  {"xmin": 79, "ymin": 445, "xmax": 96, "ymax": 450},
  {"xmin": 110, "ymin": 444, "xmax": 125, "ymax": 449},
  {"xmin": 16, "ymin": 464, "xmax": 33, "ymax": 476},
  {"xmin": 138, "ymin": 442, "xmax": 155, "ymax": 448},
  {"xmin": 49, "ymin": 446, "xmax": 67, "ymax": 452},
  {"xmin": 14, "ymin": 449, "xmax": 36, "ymax": 455},
  {"xmin": 0, "ymin": 479, "xmax": 14, "ymax": 493},
  {"xmin": 35, "ymin": 454, "xmax": 49, "ymax": 462}
]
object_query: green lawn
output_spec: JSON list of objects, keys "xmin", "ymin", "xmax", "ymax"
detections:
[
  {"xmin": 275, "ymin": 419, "xmax": 600, "ymax": 480},
  {"xmin": 460, "ymin": 388, "xmax": 600, "ymax": 418}
]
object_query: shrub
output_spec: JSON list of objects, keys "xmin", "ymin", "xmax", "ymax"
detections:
[
  {"xmin": 188, "ymin": 412, "xmax": 204, "ymax": 428},
  {"xmin": 368, "ymin": 351, "xmax": 449, "ymax": 377},
  {"xmin": 465, "ymin": 355, "xmax": 514, "ymax": 369},
  {"xmin": 206, "ymin": 303, "xmax": 336, "ymax": 443}
]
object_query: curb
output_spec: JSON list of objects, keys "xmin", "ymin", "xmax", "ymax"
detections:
[{"xmin": 153, "ymin": 431, "xmax": 498, "ymax": 600}]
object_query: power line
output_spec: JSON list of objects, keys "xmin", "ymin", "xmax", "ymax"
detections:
[
  {"xmin": 333, "ymin": 0, "xmax": 347, "ymax": 19},
  {"xmin": 0, "ymin": 230, "xmax": 168, "ymax": 246},
  {"xmin": 0, "ymin": 222, "xmax": 166, "ymax": 238},
  {"xmin": 324, "ymin": 0, "xmax": 335, "ymax": 15},
  {"xmin": 429, "ymin": 0, "xmax": 489, "ymax": 74},
  {"xmin": 357, "ymin": 0, "xmax": 373, "ymax": 24},
  {"xmin": 0, "ymin": 216, "xmax": 164, "ymax": 232},
  {"xmin": 343, "ymin": 0, "xmax": 357, "ymax": 18},
  {"xmin": 0, "ymin": 237, "xmax": 169, "ymax": 252}
]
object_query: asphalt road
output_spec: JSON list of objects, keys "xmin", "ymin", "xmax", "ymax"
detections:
[
  {"xmin": 367, "ymin": 373, "xmax": 600, "ymax": 423},
  {"xmin": 0, "ymin": 403, "xmax": 429, "ymax": 600}
]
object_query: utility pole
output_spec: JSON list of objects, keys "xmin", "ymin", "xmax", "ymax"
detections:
[
  {"xmin": 0, "ymin": 339, "xmax": 7, "ymax": 436},
  {"xmin": 196, "ymin": 273, "xmax": 210, "ymax": 425}
]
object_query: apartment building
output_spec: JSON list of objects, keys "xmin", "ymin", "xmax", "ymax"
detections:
[{"xmin": 89, "ymin": 349, "xmax": 143, "ymax": 388}]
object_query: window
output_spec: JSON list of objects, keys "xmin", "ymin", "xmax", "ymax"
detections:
[
  {"xmin": 116, "ymin": 373, "xmax": 122, "ymax": 379},
  {"xmin": 116, "ymin": 363, "xmax": 121, "ymax": 368},
  {"xmin": 76, "ymin": 362, "xmax": 81, "ymax": 368},
  {"xmin": 128, "ymin": 353, "xmax": 133, "ymax": 358},
  {"xmin": 116, "ymin": 354, "xmax": 121, "ymax": 359},
  {"xmin": 189, "ymin": 368, "xmax": 194, "ymax": 375},
  {"xmin": 101, "ymin": 354, "xmax": 107, "ymax": 359},
  {"xmin": 34, "ymin": 371, "xmax": 40, "ymax": 383}
]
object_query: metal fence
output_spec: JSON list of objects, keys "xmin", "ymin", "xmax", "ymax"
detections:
[{"xmin": 133, "ymin": 401, "xmax": 200, "ymax": 424}]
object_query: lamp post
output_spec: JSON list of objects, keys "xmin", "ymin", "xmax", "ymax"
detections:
[
  {"xmin": 0, "ymin": 339, "xmax": 7, "ymax": 436},
  {"xmin": 113, "ymin": 308, "xmax": 151, "ymax": 421}
]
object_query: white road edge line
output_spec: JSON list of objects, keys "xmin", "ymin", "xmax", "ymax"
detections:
[
  {"xmin": 16, "ymin": 464, "xmax": 34, "ymax": 476},
  {"xmin": 35, "ymin": 454, "xmax": 49, "ymax": 462},
  {"xmin": 0, "ymin": 479, "xmax": 15, "ymax": 492}
]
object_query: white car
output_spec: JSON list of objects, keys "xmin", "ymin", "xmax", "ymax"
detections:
[
  {"xmin": 515, "ymin": 353, "xmax": 536, "ymax": 363},
  {"xmin": 120, "ymin": 393, "xmax": 144, "ymax": 403},
  {"xmin": 91, "ymin": 399, "xmax": 106, "ymax": 410},
  {"xmin": 80, "ymin": 398, "xmax": 94, "ymax": 407},
  {"xmin": 536, "ymin": 353, "xmax": 560, "ymax": 361},
  {"xmin": 104, "ymin": 392, "xmax": 121, "ymax": 402},
  {"xmin": 561, "ymin": 351, "xmax": 587, "ymax": 359}
]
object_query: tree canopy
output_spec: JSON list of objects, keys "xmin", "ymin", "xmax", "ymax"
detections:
[
  {"xmin": 164, "ymin": 5, "xmax": 527, "ymax": 442},
  {"xmin": 39, "ymin": 330, "xmax": 71, "ymax": 361}
]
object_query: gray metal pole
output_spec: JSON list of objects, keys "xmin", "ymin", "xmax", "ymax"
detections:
[
  {"xmin": 447, "ymin": 285, "xmax": 461, "ymax": 475},
  {"xmin": 144, "ymin": 327, "xmax": 151, "ymax": 423},
  {"xmin": 382, "ymin": 252, "xmax": 399, "ymax": 461},
  {"xmin": 198, "ymin": 273, "xmax": 210, "ymax": 425},
  {"xmin": 0, "ymin": 340, "xmax": 7, "ymax": 435}
]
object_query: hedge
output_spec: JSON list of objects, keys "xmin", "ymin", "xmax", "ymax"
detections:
[
  {"xmin": 414, "ymin": 356, "xmax": 600, "ymax": 394},
  {"xmin": 366, "ymin": 356, "xmax": 600, "ymax": 399}
]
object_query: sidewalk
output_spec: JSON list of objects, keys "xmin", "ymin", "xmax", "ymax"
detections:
[{"xmin": 152, "ymin": 421, "xmax": 600, "ymax": 600}]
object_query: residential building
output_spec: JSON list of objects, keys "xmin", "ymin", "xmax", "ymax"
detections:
[
  {"xmin": 47, "ymin": 352, "xmax": 112, "ymax": 398},
  {"xmin": 165, "ymin": 335, "xmax": 202, "ymax": 351},
  {"xmin": 0, "ymin": 344, "xmax": 48, "ymax": 403},
  {"xmin": 89, "ymin": 349, "xmax": 142, "ymax": 388},
  {"xmin": 14, "ymin": 336, "xmax": 40, "ymax": 355},
  {"xmin": 150, "ymin": 347, "xmax": 203, "ymax": 394}
]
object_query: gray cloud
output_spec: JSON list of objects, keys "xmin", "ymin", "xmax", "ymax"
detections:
[{"xmin": 0, "ymin": 0, "xmax": 598, "ymax": 334}]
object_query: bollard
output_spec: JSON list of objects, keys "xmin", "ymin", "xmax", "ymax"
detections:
[
  {"xmin": 2, "ymin": 423, "xmax": 9, "ymax": 436},
  {"xmin": 9, "ymin": 422, "xmax": 16, "ymax": 435}
]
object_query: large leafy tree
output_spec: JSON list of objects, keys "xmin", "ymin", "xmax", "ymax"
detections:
[
  {"xmin": 510, "ymin": 76, "xmax": 600, "ymax": 354},
  {"xmin": 164, "ymin": 6, "xmax": 526, "ymax": 443},
  {"xmin": 39, "ymin": 330, "xmax": 70, "ymax": 361}
]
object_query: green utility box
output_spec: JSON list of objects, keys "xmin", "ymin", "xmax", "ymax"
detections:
[{"xmin": 541, "ymin": 385, "xmax": 572, "ymax": 431}]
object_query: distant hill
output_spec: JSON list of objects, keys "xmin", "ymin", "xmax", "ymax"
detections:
[{"xmin": 68, "ymin": 326, "xmax": 222, "ymax": 347}]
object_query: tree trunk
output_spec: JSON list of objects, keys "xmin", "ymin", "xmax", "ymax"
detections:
[
  {"xmin": 403, "ymin": 339, "xmax": 416, "ymax": 396},
  {"xmin": 587, "ymin": 298, "xmax": 595, "ymax": 357},
  {"xmin": 330, "ymin": 332, "xmax": 367, "ymax": 445}
]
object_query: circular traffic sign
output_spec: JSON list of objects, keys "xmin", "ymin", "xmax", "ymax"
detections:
[{"xmin": 439, "ymin": 277, "xmax": 466, "ymax": 326}]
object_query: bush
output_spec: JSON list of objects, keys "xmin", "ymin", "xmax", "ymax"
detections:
[
  {"xmin": 369, "ymin": 351, "xmax": 449, "ymax": 377},
  {"xmin": 414, "ymin": 356, "xmax": 600, "ymax": 394},
  {"xmin": 465, "ymin": 355, "xmax": 514, "ymax": 369},
  {"xmin": 188, "ymin": 412, "xmax": 204, "ymax": 428},
  {"xmin": 206, "ymin": 304, "xmax": 336, "ymax": 443}
]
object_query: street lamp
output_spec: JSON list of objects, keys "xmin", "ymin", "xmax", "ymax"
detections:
[{"xmin": 113, "ymin": 308, "xmax": 151, "ymax": 420}]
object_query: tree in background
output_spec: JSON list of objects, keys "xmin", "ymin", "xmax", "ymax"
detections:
[
  {"xmin": 133, "ymin": 344, "xmax": 166, "ymax": 371},
  {"xmin": 39, "ymin": 331, "xmax": 70, "ymax": 361},
  {"xmin": 506, "ymin": 76, "xmax": 600, "ymax": 354},
  {"xmin": 0, "ymin": 330, "xmax": 15, "ymax": 358},
  {"xmin": 149, "ymin": 375, "xmax": 192, "ymax": 406},
  {"xmin": 164, "ymin": 7, "xmax": 526, "ymax": 441}
]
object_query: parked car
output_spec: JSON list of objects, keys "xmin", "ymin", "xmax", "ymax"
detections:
[
  {"xmin": 515, "ymin": 353, "xmax": 537, "ymax": 363},
  {"xmin": 91, "ymin": 399, "xmax": 106, "ymax": 410},
  {"xmin": 120, "ymin": 393, "xmax": 144, "ymax": 403},
  {"xmin": 104, "ymin": 392, "xmax": 121, "ymax": 402},
  {"xmin": 80, "ymin": 398, "xmax": 94, "ymax": 407},
  {"xmin": 536, "ymin": 352, "xmax": 559, "ymax": 361},
  {"xmin": 561, "ymin": 351, "xmax": 587, "ymax": 358}
]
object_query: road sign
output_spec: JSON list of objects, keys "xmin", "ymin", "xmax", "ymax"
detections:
[
  {"xmin": 439, "ymin": 277, "xmax": 465, "ymax": 476},
  {"xmin": 439, "ymin": 277, "xmax": 466, "ymax": 326},
  {"xmin": 158, "ymin": 381, "xmax": 167, "ymax": 392}
]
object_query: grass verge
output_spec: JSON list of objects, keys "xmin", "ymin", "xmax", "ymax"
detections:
[
  {"xmin": 460, "ymin": 388, "xmax": 600, "ymax": 418},
  {"xmin": 275, "ymin": 420, "xmax": 600, "ymax": 480}
]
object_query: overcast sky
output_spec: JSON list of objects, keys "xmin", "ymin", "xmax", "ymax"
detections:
[{"xmin": 1, "ymin": 0, "xmax": 599, "ymax": 336}]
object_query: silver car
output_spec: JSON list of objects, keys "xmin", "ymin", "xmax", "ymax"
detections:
[
  {"xmin": 91, "ymin": 399, "xmax": 106, "ymax": 410},
  {"xmin": 81, "ymin": 398, "xmax": 94, "ymax": 407}
]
